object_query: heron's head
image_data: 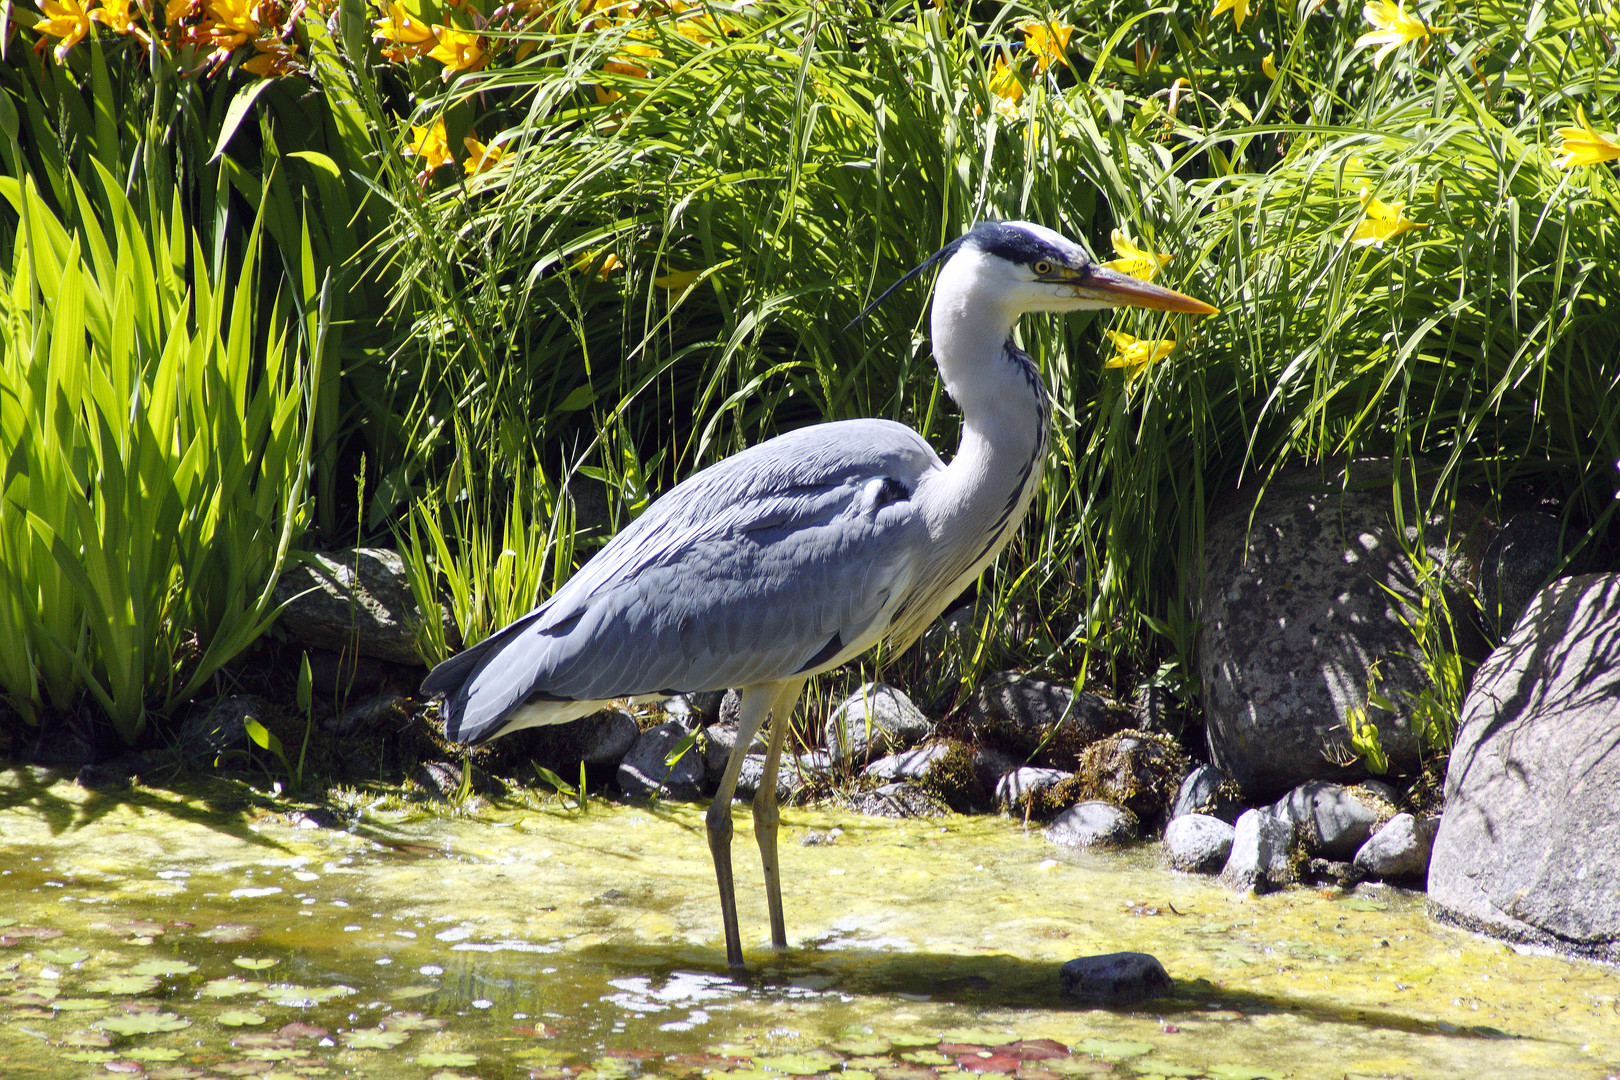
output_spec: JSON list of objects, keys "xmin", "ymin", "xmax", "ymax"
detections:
[
  {"xmin": 847, "ymin": 219, "xmax": 1215, "ymax": 330},
  {"xmin": 953, "ymin": 220, "xmax": 1217, "ymax": 316}
]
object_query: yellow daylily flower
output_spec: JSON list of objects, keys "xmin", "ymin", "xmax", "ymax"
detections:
[
  {"xmin": 35, "ymin": 0, "xmax": 93, "ymax": 61},
  {"xmin": 373, "ymin": 1, "xmax": 435, "ymax": 60},
  {"xmin": 90, "ymin": 0, "xmax": 151, "ymax": 42},
  {"xmin": 427, "ymin": 22, "xmax": 487, "ymax": 79},
  {"xmin": 652, "ymin": 266, "xmax": 701, "ymax": 291},
  {"xmin": 1104, "ymin": 330, "xmax": 1176, "ymax": 384},
  {"xmin": 1212, "ymin": 0, "xmax": 1250, "ymax": 32},
  {"xmin": 1553, "ymin": 106, "xmax": 1620, "ymax": 168},
  {"xmin": 403, "ymin": 118, "xmax": 453, "ymax": 183},
  {"xmin": 1261, "ymin": 51, "xmax": 1277, "ymax": 79},
  {"xmin": 596, "ymin": 39, "xmax": 660, "ymax": 102},
  {"xmin": 207, "ymin": 0, "xmax": 260, "ymax": 50},
  {"xmin": 242, "ymin": 39, "xmax": 299, "ymax": 77},
  {"xmin": 462, "ymin": 133, "xmax": 508, "ymax": 175},
  {"xmin": 1101, "ymin": 230, "xmax": 1173, "ymax": 282},
  {"xmin": 1350, "ymin": 190, "xmax": 1428, "ymax": 246},
  {"xmin": 572, "ymin": 249, "xmax": 624, "ymax": 280},
  {"xmin": 1016, "ymin": 18, "xmax": 1074, "ymax": 74},
  {"xmin": 988, "ymin": 52, "xmax": 1024, "ymax": 120},
  {"xmin": 1356, "ymin": 0, "xmax": 1449, "ymax": 69}
]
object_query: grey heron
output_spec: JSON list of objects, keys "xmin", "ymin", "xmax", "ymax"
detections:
[{"xmin": 421, "ymin": 220, "xmax": 1215, "ymax": 975}]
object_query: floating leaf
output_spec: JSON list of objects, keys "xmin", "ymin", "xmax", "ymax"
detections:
[
  {"xmin": 391, "ymin": 985, "xmax": 437, "ymax": 999},
  {"xmin": 130, "ymin": 959, "xmax": 198, "ymax": 976},
  {"xmin": 86, "ymin": 975, "xmax": 161, "ymax": 995},
  {"xmin": 257, "ymin": 983, "xmax": 356, "ymax": 1006},
  {"xmin": 233, "ymin": 957, "xmax": 279, "ymax": 970},
  {"xmin": 97, "ymin": 1012, "xmax": 191, "ymax": 1035},
  {"xmin": 198, "ymin": 924, "xmax": 262, "ymax": 943},
  {"xmin": 201, "ymin": 978, "xmax": 267, "ymax": 998},
  {"xmin": 124, "ymin": 1048, "xmax": 185, "ymax": 1062},
  {"xmin": 61, "ymin": 1030, "xmax": 113, "ymax": 1047},
  {"xmin": 39, "ymin": 948, "xmax": 91, "ymax": 964},
  {"xmin": 756, "ymin": 1053, "xmax": 840, "ymax": 1074},
  {"xmin": 53, "ymin": 998, "xmax": 109, "ymax": 1011},
  {"xmin": 1134, "ymin": 1061, "xmax": 1204, "ymax": 1078},
  {"xmin": 900, "ymin": 1051, "xmax": 951, "ymax": 1066},
  {"xmin": 418, "ymin": 1052, "xmax": 480, "ymax": 1067},
  {"xmin": 343, "ymin": 1027, "xmax": 411, "ymax": 1049},
  {"xmin": 1074, "ymin": 1040, "xmax": 1153, "ymax": 1059},
  {"xmin": 832, "ymin": 1036, "xmax": 891, "ymax": 1055},
  {"xmin": 220, "ymin": 1010, "xmax": 268, "ymax": 1026},
  {"xmin": 939, "ymin": 1029, "xmax": 1014, "ymax": 1047},
  {"xmin": 1206, "ymin": 1068, "xmax": 1288, "ymax": 1080},
  {"xmin": 382, "ymin": 1011, "xmax": 447, "ymax": 1031},
  {"xmin": 62, "ymin": 1051, "xmax": 121, "ymax": 1063}
]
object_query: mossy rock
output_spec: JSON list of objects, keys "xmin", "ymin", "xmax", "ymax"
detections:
[{"xmin": 1025, "ymin": 730, "xmax": 1189, "ymax": 824}]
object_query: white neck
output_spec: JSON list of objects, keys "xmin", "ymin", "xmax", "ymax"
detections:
[{"xmin": 922, "ymin": 247, "xmax": 1050, "ymax": 535}]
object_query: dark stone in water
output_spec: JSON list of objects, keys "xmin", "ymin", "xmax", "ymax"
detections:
[{"xmin": 1058, "ymin": 951, "xmax": 1172, "ymax": 1005}]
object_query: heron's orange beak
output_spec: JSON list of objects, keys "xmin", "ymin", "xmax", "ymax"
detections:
[{"xmin": 1055, "ymin": 265, "xmax": 1220, "ymax": 315}]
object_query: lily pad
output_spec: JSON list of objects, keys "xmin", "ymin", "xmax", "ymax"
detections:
[
  {"xmin": 257, "ymin": 983, "xmax": 356, "ymax": 1006},
  {"xmin": 219, "ymin": 1010, "xmax": 268, "ymax": 1026},
  {"xmin": 382, "ymin": 1011, "xmax": 448, "ymax": 1031},
  {"xmin": 1206, "ymin": 1068, "xmax": 1288, "ymax": 1080},
  {"xmin": 61, "ymin": 1030, "xmax": 113, "ymax": 1047},
  {"xmin": 233, "ymin": 957, "xmax": 279, "ymax": 970},
  {"xmin": 343, "ymin": 1026, "xmax": 411, "ymax": 1049},
  {"xmin": 96, "ymin": 1011, "xmax": 191, "ymax": 1035},
  {"xmin": 53, "ymin": 998, "xmax": 109, "ymax": 1011},
  {"xmin": 756, "ymin": 1052, "xmax": 841, "ymax": 1074},
  {"xmin": 201, "ymin": 977, "xmax": 266, "ymax": 998},
  {"xmin": 39, "ymin": 948, "xmax": 91, "ymax": 964},
  {"xmin": 62, "ymin": 1051, "xmax": 121, "ymax": 1063},
  {"xmin": 85, "ymin": 975, "xmax": 161, "ymax": 995},
  {"xmin": 198, "ymin": 923, "xmax": 262, "ymax": 943},
  {"xmin": 418, "ymin": 1052, "xmax": 481, "ymax": 1067},
  {"xmin": 1133, "ymin": 1061, "xmax": 1204, "ymax": 1078},
  {"xmin": 125, "ymin": 1048, "xmax": 186, "ymax": 1062},
  {"xmin": 1073, "ymin": 1040, "xmax": 1153, "ymax": 1060},
  {"xmin": 900, "ymin": 1051, "xmax": 951, "ymax": 1066},
  {"xmin": 832, "ymin": 1036, "xmax": 892, "ymax": 1055},
  {"xmin": 939, "ymin": 1029, "xmax": 1014, "ymax": 1047},
  {"xmin": 130, "ymin": 959, "xmax": 199, "ymax": 976}
]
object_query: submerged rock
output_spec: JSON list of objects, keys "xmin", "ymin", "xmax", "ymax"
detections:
[
  {"xmin": 1430, "ymin": 573, "xmax": 1620, "ymax": 962},
  {"xmin": 617, "ymin": 720, "xmax": 706, "ymax": 801},
  {"xmin": 1353, "ymin": 813, "xmax": 1436, "ymax": 882},
  {"xmin": 1058, "ymin": 952, "xmax": 1172, "ymax": 1005},
  {"xmin": 845, "ymin": 782, "xmax": 947, "ymax": 818},
  {"xmin": 1044, "ymin": 801, "xmax": 1137, "ymax": 849},
  {"xmin": 1220, "ymin": 808, "xmax": 1297, "ymax": 893},
  {"xmin": 823, "ymin": 682, "xmax": 933, "ymax": 766},
  {"xmin": 1198, "ymin": 460, "xmax": 1488, "ymax": 799},
  {"xmin": 1163, "ymin": 813, "xmax": 1235, "ymax": 874}
]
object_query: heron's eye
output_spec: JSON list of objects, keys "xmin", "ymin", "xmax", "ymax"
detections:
[{"xmin": 1032, "ymin": 260, "xmax": 1053, "ymax": 276}]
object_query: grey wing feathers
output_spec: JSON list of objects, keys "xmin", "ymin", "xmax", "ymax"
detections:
[{"xmin": 425, "ymin": 419, "xmax": 942, "ymax": 743}]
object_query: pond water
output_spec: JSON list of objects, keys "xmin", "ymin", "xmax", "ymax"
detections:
[{"xmin": 1, "ymin": 769, "xmax": 1616, "ymax": 1080}]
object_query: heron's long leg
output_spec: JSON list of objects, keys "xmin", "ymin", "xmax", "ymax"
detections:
[
  {"xmin": 706, "ymin": 683, "xmax": 771, "ymax": 976},
  {"xmin": 754, "ymin": 676, "xmax": 806, "ymax": 952}
]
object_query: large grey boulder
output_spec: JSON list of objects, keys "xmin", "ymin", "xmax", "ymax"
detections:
[
  {"xmin": 824, "ymin": 682, "xmax": 932, "ymax": 766},
  {"xmin": 1477, "ymin": 511, "xmax": 1564, "ymax": 639},
  {"xmin": 1428, "ymin": 574, "xmax": 1620, "ymax": 962},
  {"xmin": 1198, "ymin": 461, "xmax": 1487, "ymax": 800},
  {"xmin": 274, "ymin": 548, "xmax": 449, "ymax": 666}
]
